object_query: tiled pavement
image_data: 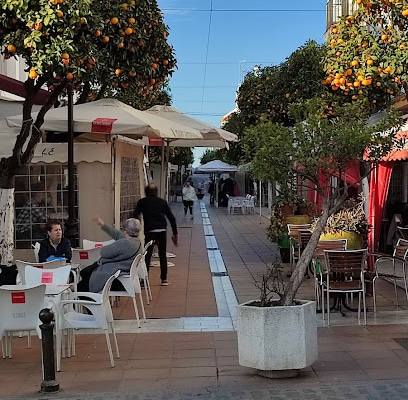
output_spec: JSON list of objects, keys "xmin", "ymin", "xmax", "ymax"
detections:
[{"xmin": 3, "ymin": 196, "xmax": 408, "ymax": 399}]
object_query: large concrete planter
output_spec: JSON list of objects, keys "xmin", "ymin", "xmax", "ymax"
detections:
[{"xmin": 236, "ymin": 299, "xmax": 318, "ymax": 378}]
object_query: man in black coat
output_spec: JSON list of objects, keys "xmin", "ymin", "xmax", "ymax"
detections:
[{"xmin": 133, "ymin": 183, "xmax": 178, "ymax": 286}]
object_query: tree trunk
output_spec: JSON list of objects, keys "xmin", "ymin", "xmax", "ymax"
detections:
[
  {"xmin": 281, "ymin": 202, "xmax": 331, "ymax": 306},
  {"xmin": 0, "ymin": 188, "xmax": 15, "ymax": 266}
]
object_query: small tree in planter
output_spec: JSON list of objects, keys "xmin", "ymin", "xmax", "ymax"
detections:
[
  {"xmin": 237, "ymin": 97, "xmax": 402, "ymax": 377},
  {"xmin": 243, "ymin": 96, "xmax": 401, "ymax": 307}
]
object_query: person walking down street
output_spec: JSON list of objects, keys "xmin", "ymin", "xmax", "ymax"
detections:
[
  {"xmin": 133, "ymin": 183, "xmax": 178, "ymax": 286},
  {"xmin": 182, "ymin": 180, "xmax": 197, "ymax": 220},
  {"xmin": 77, "ymin": 217, "xmax": 142, "ymax": 293},
  {"xmin": 38, "ymin": 219, "xmax": 72, "ymax": 262}
]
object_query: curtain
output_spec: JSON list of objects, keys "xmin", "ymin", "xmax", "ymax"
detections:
[{"xmin": 367, "ymin": 161, "xmax": 394, "ymax": 266}]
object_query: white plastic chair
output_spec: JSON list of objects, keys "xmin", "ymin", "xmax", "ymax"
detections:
[
  {"xmin": 109, "ymin": 254, "xmax": 146, "ymax": 327},
  {"xmin": 138, "ymin": 251, "xmax": 153, "ymax": 304},
  {"xmin": 15, "ymin": 259, "xmax": 64, "ymax": 285},
  {"xmin": 57, "ymin": 270, "xmax": 121, "ymax": 371},
  {"xmin": 71, "ymin": 247, "xmax": 101, "ymax": 269},
  {"xmin": 82, "ymin": 239, "xmax": 115, "ymax": 250},
  {"xmin": 228, "ymin": 197, "xmax": 244, "ymax": 214},
  {"xmin": 0, "ymin": 284, "xmax": 46, "ymax": 358},
  {"xmin": 243, "ymin": 196, "xmax": 256, "ymax": 214},
  {"xmin": 25, "ymin": 265, "xmax": 71, "ymax": 287}
]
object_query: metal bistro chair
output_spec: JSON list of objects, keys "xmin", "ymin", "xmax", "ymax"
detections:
[
  {"xmin": 322, "ymin": 248, "xmax": 368, "ymax": 326},
  {"xmin": 311, "ymin": 239, "xmax": 348, "ymax": 310},
  {"xmin": 287, "ymin": 224, "xmax": 311, "ymax": 273},
  {"xmin": 370, "ymin": 238, "xmax": 408, "ymax": 312},
  {"xmin": 397, "ymin": 226, "xmax": 408, "ymax": 241}
]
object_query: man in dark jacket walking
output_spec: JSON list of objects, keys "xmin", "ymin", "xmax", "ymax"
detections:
[{"xmin": 133, "ymin": 183, "xmax": 178, "ymax": 286}]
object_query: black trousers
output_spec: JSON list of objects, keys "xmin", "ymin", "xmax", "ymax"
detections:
[
  {"xmin": 77, "ymin": 262, "xmax": 124, "ymax": 292},
  {"xmin": 145, "ymin": 231, "xmax": 168, "ymax": 281},
  {"xmin": 183, "ymin": 200, "xmax": 193, "ymax": 215}
]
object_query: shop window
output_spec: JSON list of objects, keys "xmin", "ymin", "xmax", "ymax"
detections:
[
  {"xmin": 120, "ymin": 157, "xmax": 141, "ymax": 222},
  {"xmin": 14, "ymin": 164, "xmax": 78, "ymax": 249}
]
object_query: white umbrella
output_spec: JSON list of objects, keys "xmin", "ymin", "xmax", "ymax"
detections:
[
  {"xmin": 6, "ymin": 98, "xmax": 203, "ymax": 140},
  {"xmin": 196, "ymin": 159, "xmax": 238, "ymax": 173},
  {"xmin": 196, "ymin": 160, "xmax": 238, "ymax": 207},
  {"xmin": 146, "ymin": 105, "xmax": 238, "ymax": 147}
]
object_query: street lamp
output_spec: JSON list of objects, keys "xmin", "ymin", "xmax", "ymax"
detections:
[{"xmin": 64, "ymin": 83, "xmax": 78, "ymax": 248}]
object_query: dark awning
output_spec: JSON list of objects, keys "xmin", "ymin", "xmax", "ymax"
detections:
[{"xmin": 0, "ymin": 74, "xmax": 49, "ymax": 105}]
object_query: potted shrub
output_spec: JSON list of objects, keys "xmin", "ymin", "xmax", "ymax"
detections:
[
  {"xmin": 236, "ymin": 263, "xmax": 318, "ymax": 378},
  {"xmin": 238, "ymin": 94, "xmax": 402, "ymax": 378},
  {"xmin": 311, "ymin": 196, "xmax": 369, "ymax": 250}
]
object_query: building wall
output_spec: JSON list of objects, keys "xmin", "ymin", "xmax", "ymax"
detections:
[{"xmin": 78, "ymin": 161, "xmax": 113, "ymax": 243}]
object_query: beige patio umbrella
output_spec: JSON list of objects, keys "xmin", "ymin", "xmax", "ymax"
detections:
[
  {"xmin": 146, "ymin": 105, "xmax": 238, "ymax": 198},
  {"xmin": 146, "ymin": 105, "xmax": 238, "ymax": 147},
  {"xmin": 6, "ymin": 98, "xmax": 203, "ymax": 141}
]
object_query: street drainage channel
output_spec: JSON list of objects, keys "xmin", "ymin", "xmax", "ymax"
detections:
[{"xmin": 113, "ymin": 200, "xmax": 238, "ymax": 334}]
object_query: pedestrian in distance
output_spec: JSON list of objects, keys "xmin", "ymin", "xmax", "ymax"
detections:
[
  {"xmin": 133, "ymin": 183, "xmax": 178, "ymax": 286},
  {"xmin": 182, "ymin": 180, "xmax": 197, "ymax": 220}
]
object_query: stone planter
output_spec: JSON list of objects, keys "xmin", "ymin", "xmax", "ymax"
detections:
[
  {"xmin": 236, "ymin": 299, "xmax": 318, "ymax": 378},
  {"xmin": 320, "ymin": 231, "xmax": 363, "ymax": 250}
]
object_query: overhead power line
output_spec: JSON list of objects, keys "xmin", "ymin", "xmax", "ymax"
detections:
[{"xmin": 162, "ymin": 8, "xmax": 325, "ymax": 13}]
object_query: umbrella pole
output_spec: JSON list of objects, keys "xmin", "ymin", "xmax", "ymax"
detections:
[
  {"xmin": 160, "ymin": 142, "xmax": 165, "ymax": 198},
  {"xmin": 164, "ymin": 140, "xmax": 170, "ymax": 201}
]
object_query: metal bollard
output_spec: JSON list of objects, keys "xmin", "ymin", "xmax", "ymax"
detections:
[{"xmin": 39, "ymin": 308, "xmax": 60, "ymax": 393}]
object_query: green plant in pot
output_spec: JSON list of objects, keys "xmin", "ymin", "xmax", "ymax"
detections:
[
  {"xmin": 238, "ymin": 94, "xmax": 402, "ymax": 378},
  {"xmin": 311, "ymin": 195, "xmax": 369, "ymax": 249}
]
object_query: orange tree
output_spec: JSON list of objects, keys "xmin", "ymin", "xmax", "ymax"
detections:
[
  {"xmin": 323, "ymin": 0, "xmax": 408, "ymax": 106},
  {"xmin": 221, "ymin": 40, "xmax": 329, "ymax": 165},
  {"xmin": 0, "ymin": 0, "xmax": 176, "ymax": 265}
]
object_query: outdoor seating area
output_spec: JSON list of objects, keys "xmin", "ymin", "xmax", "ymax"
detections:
[{"xmin": 3, "ymin": 199, "xmax": 408, "ymax": 397}]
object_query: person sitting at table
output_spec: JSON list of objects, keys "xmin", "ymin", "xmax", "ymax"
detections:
[
  {"xmin": 38, "ymin": 219, "xmax": 72, "ymax": 263},
  {"xmin": 77, "ymin": 217, "xmax": 142, "ymax": 293}
]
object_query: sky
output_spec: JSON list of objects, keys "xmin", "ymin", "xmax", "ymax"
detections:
[{"xmin": 156, "ymin": 0, "xmax": 328, "ymax": 166}]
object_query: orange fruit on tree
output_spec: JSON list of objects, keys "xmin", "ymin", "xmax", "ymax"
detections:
[
  {"xmin": 163, "ymin": 59, "xmax": 169, "ymax": 66},
  {"xmin": 353, "ymin": 81, "xmax": 361, "ymax": 87},
  {"xmin": 94, "ymin": 29, "xmax": 101, "ymax": 37},
  {"xmin": 381, "ymin": 34, "xmax": 388, "ymax": 41},
  {"xmin": 29, "ymin": 68, "xmax": 38, "ymax": 79},
  {"xmin": 61, "ymin": 52, "xmax": 69, "ymax": 60},
  {"xmin": 121, "ymin": 3, "xmax": 129, "ymax": 10},
  {"xmin": 402, "ymin": 9, "xmax": 408, "ymax": 16},
  {"xmin": 125, "ymin": 27, "xmax": 133, "ymax": 35},
  {"xmin": 56, "ymin": 10, "xmax": 63, "ymax": 18},
  {"xmin": 115, "ymin": 68, "xmax": 122, "ymax": 75},
  {"xmin": 384, "ymin": 66, "xmax": 393, "ymax": 73},
  {"xmin": 80, "ymin": 17, "xmax": 86, "ymax": 24},
  {"xmin": 111, "ymin": 17, "xmax": 119, "ymax": 25},
  {"xmin": 7, "ymin": 44, "xmax": 16, "ymax": 53},
  {"xmin": 367, "ymin": 59, "xmax": 374, "ymax": 66},
  {"xmin": 66, "ymin": 72, "xmax": 74, "ymax": 80},
  {"xmin": 118, "ymin": 42, "xmax": 124, "ymax": 49},
  {"xmin": 129, "ymin": 70, "xmax": 136, "ymax": 77},
  {"xmin": 332, "ymin": 27, "xmax": 338, "ymax": 34},
  {"xmin": 151, "ymin": 62, "xmax": 158, "ymax": 69},
  {"xmin": 35, "ymin": 22, "xmax": 43, "ymax": 30},
  {"xmin": 351, "ymin": 60, "xmax": 359, "ymax": 67},
  {"xmin": 128, "ymin": 17, "xmax": 135, "ymax": 24},
  {"xmin": 102, "ymin": 36, "xmax": 110, "ymax": 43}
]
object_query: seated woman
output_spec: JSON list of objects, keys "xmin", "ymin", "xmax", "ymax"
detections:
[
  {"xmin": 78, "ymin": 217, "xmax": 142, "ymax": 293},
  {"xmin": 38, "ymin": 219, "xmax": 72, "ymax": 262}
]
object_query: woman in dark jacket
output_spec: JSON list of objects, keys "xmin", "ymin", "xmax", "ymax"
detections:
[{"xmin": 38, "ymin": 219, "xmax": 72, "ymax": 262}]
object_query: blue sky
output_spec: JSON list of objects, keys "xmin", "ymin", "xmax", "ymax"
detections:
[{"xmin": 157, "ymin": 0, "xmax": 327, "ymax": 165}]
